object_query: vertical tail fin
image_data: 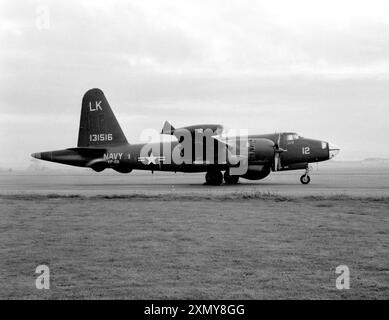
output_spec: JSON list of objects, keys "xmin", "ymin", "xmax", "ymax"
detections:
[{"xmin": 77, "ymin": 88, "xmax": 128, "ymax": 147}]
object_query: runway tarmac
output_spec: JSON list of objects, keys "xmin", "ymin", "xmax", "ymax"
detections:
[{"xmin": 1, "ymin": 161, "xmax": 388, "ymax": 197}]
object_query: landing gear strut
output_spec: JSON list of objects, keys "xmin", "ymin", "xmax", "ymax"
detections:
[
  {"xmin": 205, "ymin": 170, "xmax": 223, "ymax": 186},
  {"xmin": 300, "ymin": 166, "xmax": 312, "ymax": 185},
  {"xmin": 224, "ymin": 171, "xmax": 240, "ymax": 185}
]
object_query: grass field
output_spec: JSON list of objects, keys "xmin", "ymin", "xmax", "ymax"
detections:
[{"xmin": 1, "ymin": 192, "xmax": 388, "ymax": 299}]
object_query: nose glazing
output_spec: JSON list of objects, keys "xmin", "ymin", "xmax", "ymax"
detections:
[{"xmin": 328, "ymin": 142, "xmax": 340, "ymax": 159}]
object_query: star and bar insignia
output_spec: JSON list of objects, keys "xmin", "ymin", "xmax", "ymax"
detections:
[{"xmin": 138, "ymin": 153, "xmax": 166, "ymax": 165}]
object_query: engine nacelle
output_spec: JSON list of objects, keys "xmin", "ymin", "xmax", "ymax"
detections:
[
  {"xmin": 241, "ymin": 165, "xmax": 271, "ymax": 180},
  {"xmin": 248, "ymin": 138, "xmax": 275, "ymax": 161}
]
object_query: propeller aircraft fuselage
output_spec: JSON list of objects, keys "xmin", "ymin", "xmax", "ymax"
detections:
[{"xmin": 31, "ymin": 89, "xmax": 340, "ymax": 185}]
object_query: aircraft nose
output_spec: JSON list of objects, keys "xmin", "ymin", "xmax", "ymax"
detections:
[
  {"xmin": 328, "ymin": 142, "xmax": 340, "ymax": 159},
  {"xmin": 31, "ymin": 152, "xmax": 41, "ymax": 159}
]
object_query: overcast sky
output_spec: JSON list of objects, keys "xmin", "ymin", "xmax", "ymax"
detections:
[{"xmin": 1, "ymin": 0, "xmax": 389, "ymax": 168}]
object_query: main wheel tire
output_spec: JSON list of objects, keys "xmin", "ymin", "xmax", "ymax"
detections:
[
  {"xmin": 205, "ymin": 170, "xmax": 223, "ymax": 186},
  {"xmin": 224, "ymin": 172, "xmax": 239, "ymax": 184},
  {"xmin": 300, "ymin": 175, "xmax": 311, "ymax": 185}
]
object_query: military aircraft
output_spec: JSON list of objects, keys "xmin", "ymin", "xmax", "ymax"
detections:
[{"xmin": 31, "ymin": 88, "xmax": 340, "ymax": 185}]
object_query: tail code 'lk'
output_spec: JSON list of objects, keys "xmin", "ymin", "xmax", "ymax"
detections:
[{"xmin": 89, "ymin": 101, "xmax": 103, "ymax": 112}]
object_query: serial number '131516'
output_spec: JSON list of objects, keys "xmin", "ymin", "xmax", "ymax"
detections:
[{"xmin": 89, "ymin": 133, "xmax": 113, "ymax": 142}]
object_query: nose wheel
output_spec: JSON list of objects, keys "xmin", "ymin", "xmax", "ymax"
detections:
[
  {"xmin": 300, "ymin": 174, "xmax": 311, "ymax": 184},
  {"xmin": 300, "ymin": 166, "xmax": 312, "ymax": 185}
]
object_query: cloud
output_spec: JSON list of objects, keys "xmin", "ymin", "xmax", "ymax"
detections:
[{"xmin": 1, "ymin": 0, "xmax": 389, "ymax": 165}]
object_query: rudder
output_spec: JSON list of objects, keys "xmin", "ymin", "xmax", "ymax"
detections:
[{"xmin": 78, "ymin": 88, "xmax": 128, "ymax": 147}]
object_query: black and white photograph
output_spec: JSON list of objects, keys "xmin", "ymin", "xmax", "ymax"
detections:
[{"xmin": 0, "ymin": 0, "xmax": 388, "ymax": 306}]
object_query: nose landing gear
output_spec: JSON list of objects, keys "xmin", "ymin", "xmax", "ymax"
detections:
[
  {"xmin": 300, "ymin": 165, "xmax": 312, "ymax": 185},
  {"xmin": 300, "ymin": 174, "xmax": 311, "ymax": 184}
]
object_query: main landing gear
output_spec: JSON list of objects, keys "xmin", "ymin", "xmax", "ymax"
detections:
[
  {"xmin": 205, "ymin": 170, "xmax": 223, "ymax": 186},
  {"xmin": 224, "ymin": 171, "xmax": 240, "ymax": 185},
  {"xmin": 300, "ymin": 166, "xmax": 312, "ymax": 185},
  {"xmin": 205, "ymin": 170, "xmax": 240, "ymax": 185}
]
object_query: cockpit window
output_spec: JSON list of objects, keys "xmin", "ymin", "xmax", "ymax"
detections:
[{"xmin": 286, "ymin": 133, "xmax": 299, "ymax": 141}]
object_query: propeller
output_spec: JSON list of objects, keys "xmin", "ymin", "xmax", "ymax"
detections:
[{"xmin": 273, "ymin": 133, "xmax": 286, "ymax": 171}]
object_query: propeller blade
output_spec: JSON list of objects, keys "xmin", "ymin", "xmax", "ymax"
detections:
[
  {"xmin": 274, "ymin": 153, "xmax": 280, "ymax": 171},
  {"xmin": 273, "ymin": 133, "xmax": 282, "ymax": 171}
]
